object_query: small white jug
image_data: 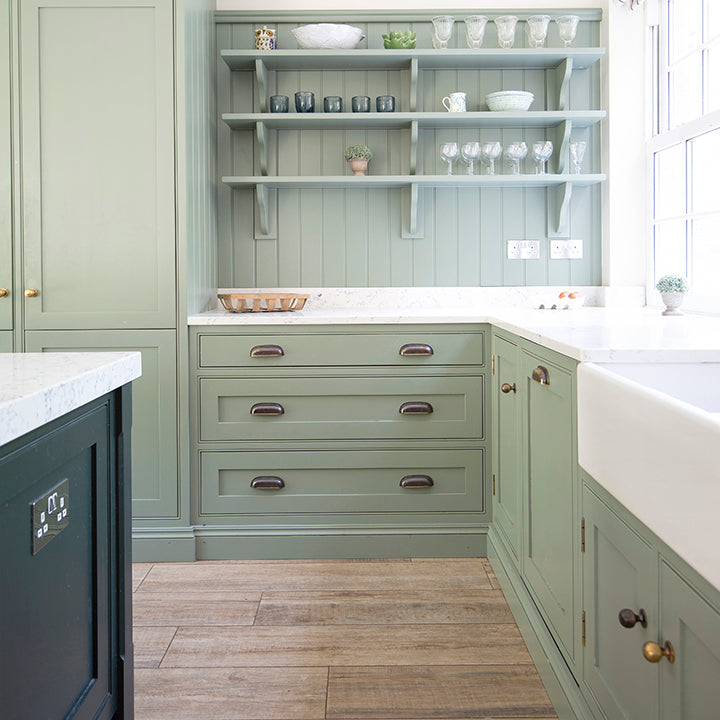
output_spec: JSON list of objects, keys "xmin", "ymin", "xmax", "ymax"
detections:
[{"xmin": 442, "ymin": 91, "xmax": 467, "ymax": 112}]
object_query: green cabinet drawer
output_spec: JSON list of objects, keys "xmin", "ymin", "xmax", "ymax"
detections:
[
  {"xmin": 199, "ymin": 375, "xmax": 484, "ymax": 441},
  {"xmin": 197, "ymin": 330, "xmax": 484, "ymax": 368},
  {"xmin": 198, "ymin": 448, "xmax": 484, "ymax": 516}
]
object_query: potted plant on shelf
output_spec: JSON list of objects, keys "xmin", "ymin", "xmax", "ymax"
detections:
[
  {"xmin": 345, "ymin": 144, "xmax": 373, "ymax": 176},
  {"xmin": 656, "ymin": 274, "xmax": 689, "ymax": 316}
]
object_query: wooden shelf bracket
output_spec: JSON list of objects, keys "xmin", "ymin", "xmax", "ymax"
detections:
[
  {"xmin": 255, "ymin": 58, "xmax": 268, "ymax": 113},
  {"xmin": 409, "ymin": 57, "xmax": 419, "ymax": 112},
  {"xmin": 410, "ymin": 120, "xmax": 418, "ymax": 176},
  {"xmin": 256, "ymin": 121, "xmax": 268, "ymax": 176}
]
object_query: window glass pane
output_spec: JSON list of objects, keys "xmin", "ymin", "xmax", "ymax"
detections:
[
  {"xmin": 669, "ymin": 0, "xmax": 703, "ymax": 62},
  {"xmin": 669, "ymin": 52, "xmax": 703, "ymax": 127},
  {"xmin": 708, "ymin": 0, "xmax": 720, "ymax": 42},
  {"xmin": 654, "ymin": 144, "xmax": 685, "ymax": 219},
  {"xmin": 654, "ymin": 219, "xmax": 688, "ymax": 281},
  {"xmin": 691, "ymin": 215, "xmax": 720, "ymax": 293},
  {"xmin": 690, "ymin": 128, "xmax": 720, "ymax": 214},
  {"xmin": 708, "ymin": 42, "xmax": 720, "ymax": 113}
]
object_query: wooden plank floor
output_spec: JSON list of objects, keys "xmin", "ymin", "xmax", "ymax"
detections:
[{"xmin": 133, "ymin": 558, "xmax": 557, "ymax": 720}]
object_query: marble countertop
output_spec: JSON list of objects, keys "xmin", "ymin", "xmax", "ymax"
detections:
[{"xmin": 0, "ymin": 352, "xmax": 142, "ymax": 447}]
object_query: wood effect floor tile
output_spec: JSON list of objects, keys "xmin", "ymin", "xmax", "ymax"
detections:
[
  {"xmin": 161, "ymin": 623, "xmax": 532, "ymax": 668},
  {"xmin": 482, "ymin": 559, "xmax": 501, "ymax": 591},
  {"xmin": 133, "ymin": 592, "xmax": 261, "ymax": 627},
  {"xmin": 134, "ymin": 667, "xmax": 328, "ymax": 720},
  {"xmin": 132, "ymin": 563, "xmax": 153, "ymax": 591},
  {"xmin": 133, "ymin": 626, "xmax": 177, "ymax": 668},
  {"xmin": 254, "ymin": 590, "xmax": 514, "ymax": 626},
  {"xmin": 139, "ymin": 559, "xmax": 492, "ymax": 594},
  {"xmin": 326, "ymin": 665, "xmax": 557, "ymax": 719}
]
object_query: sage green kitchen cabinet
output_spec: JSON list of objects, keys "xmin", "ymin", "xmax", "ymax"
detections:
[
  {"xmin": 0, "ymin": 333, "xmax": 11, "ymax": 352},
  {"xmin": 582, "ymin": 484, "xmax": 658, "ymax": 720},
  {"xmin": 491, "ymin": 332, "xmax": 522, "ymax": 566},
  {"xmin": 25, "ymin": 330, "xmax": 179, "ymax": 520},
  {"xmin": 18, "ymin": 0, "xmax": 176, "ymax": 330},
  {"xmin": 0, "ymin": 0, "xmax": 11, "ymax": 334}
]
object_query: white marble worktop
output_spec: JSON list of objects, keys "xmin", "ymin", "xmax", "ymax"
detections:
[
  {"xmin": 0, "ymin": 352, "xmax": 142, "ymax": 447},
  {"xmin": 189, "ymin": 287, "xmax": 720, "ymax": 363}
]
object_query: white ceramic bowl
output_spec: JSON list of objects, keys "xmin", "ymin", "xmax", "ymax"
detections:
[
  {"xmin": 291, "ymin": 23, "xmax": 365, "ymax": 49},
  {"xmin": 485, "ymin": 90, "xmax": 534, "ymax": 112}
]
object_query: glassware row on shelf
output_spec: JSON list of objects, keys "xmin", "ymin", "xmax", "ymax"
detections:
[{"xmin": 439, "ymin": 140, "xmax": 587, "ymax": 175}]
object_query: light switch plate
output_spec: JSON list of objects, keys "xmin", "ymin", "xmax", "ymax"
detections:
[{"xmin": 31, "ymin": 478, "xmax": 70, "ymax": 554}]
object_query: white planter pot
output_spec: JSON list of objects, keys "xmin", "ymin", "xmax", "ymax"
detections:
[{"xmin": 661, "ymin": 291, "xmax": 685, "ymax": 316}]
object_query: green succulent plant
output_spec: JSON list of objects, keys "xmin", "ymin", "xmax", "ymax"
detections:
[
  {"xmin": 344, "ymin": 144, "xmax": 373, "ymax": 161},
  {"xmin": 655, "ymin": 274, "xmax": 689, "ymax": 293},
  {"xmin": 382, "ymin": 29, "xmax": 417, "ymax": 49}
]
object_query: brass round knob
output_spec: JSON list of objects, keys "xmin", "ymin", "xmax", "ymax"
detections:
[
  {"xmin": 501, "ymin": 383, "xmax": 517, "ymax": 394},
  {"xmin": 0, "ymin": 288, "xmax": 8, "ymax": 298},
  {"xmin": 24, "ymin": 288, "xmax": 38, "ymax": 298},
  {"xmin": 619, "ymin": 608, "xmax": 647, "ymax": 629},
  {"xmin": 643, "ymin": 641, "xmax": 674, "ymax": 664}
]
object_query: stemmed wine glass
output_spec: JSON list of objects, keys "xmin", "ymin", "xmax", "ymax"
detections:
[
  {"xmin": 569, "ymin": 141, "xmax": 587, "ymax": 174},
  {"xmin": 531, "ymin": 141, "xmax": 553, "ymax": 174},
  {"xmin": 479, "ymin": 142, "xmax": 502, "ymax": 175},
  {"xmin": 556, "ymin": 15, "xmax": 580, "ymax": 47},
  {"xmin": 464, "ymin": 15, "xmax": 488, "ymax": 48},
  {"xmin": 526, "ymin": 15, "xmax": 551, "ymax": 48},
  {"xmin": 432, "ymin": 16, "xmax": 455, "ymax": 49},
  {"xmin": 439, "ymin": 142, "xmax": 459, "ymax": 174},
  {"xmin": 504, "ymin": 141, "xmax": 528, "ymax": 174},
  {"xmin": 460, "ymin": 142, "xmax": 481, "ymax": 174},
  {"xmin": 494, "ymin": 16, "xmax": 518, "ymax": 49}
]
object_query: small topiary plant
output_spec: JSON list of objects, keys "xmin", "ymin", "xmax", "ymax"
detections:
[
  {"xmin": 344, "ymin": 144, "xmax": 373, "ymax": 161},
  {"xmin": 655, "ymin": 274, "xmax": 689, "ymax": 294}
]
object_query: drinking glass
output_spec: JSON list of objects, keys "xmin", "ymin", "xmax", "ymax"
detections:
[
  {"xmin": 527, "ymin": 15, "xmax": 551, "ymax": 48},
  {"xmin": 464, "ymin": 15, "xmax": 488, "ymax": 48},
  {"xmin": 460, "ymin": 142, "xmax": 481, "ymax": 174},
  {"xmin": 494, "ymin": 16, "xmax": 518, "ymax": 49},
  {"xmin": 479, "ymin": 141, "xmax": 502, "ymax": 175},
  {"xmin": 531, "ymin": 140, "xmax": 553, "ymax": 174},
  {"xmin": 432, "ymin": 16, "xmax": 455, "ymax": 49},
  {"xmin": 569, "ymin": 141, "xmax": 587, "ymax": 173},
  {"xmin": 439, "ymin": 142, "xmax": 459, "ymax": 174},
  {"xmin": 504, "ymin": 141, "xmax": 528, "ymax": 174},
  {"xmin": 556, "ymin": 15, "xmax": 580, "ymax": 47}
]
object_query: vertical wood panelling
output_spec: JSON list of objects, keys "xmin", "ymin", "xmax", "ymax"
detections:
[
  {"xmin": 0, "ymin": 0, "xmax": 11, "ymax": 331},
  {"xmin": 217, "ymin": 15, "xmax": 603, "ymax": 289}
]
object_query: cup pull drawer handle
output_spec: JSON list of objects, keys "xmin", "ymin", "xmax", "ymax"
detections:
[
  {"xmin": 250, "ymin": 344, "xmax": 284, "ymax": 358},
  {"xmin": 399, "ymin": 343, "xmax": 434, "ymax": 357},
  {"xmin": 250, "ymin": 402, "xmax": 285, "ymax": 416},
  {"xmin": 399, "ymin": 401, "xmax": 434, "ymax": 415},
  {"xmin": 251, "ymin": 476, "xmax": 285, "ymax": 490},
  {"xmin": 532, "ymin": 366, "xmax": 550, "ymax": 385},
  {"xmin": 400, "ymin": 475, "xmax": 434, "ymax": 488}
]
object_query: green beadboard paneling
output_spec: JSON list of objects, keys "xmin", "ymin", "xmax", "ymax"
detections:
[
  {"xmin": 0, "ymin": 0, "xmax": 11, "ymax": 331},
  {"xmin": 216, "ymin": 12, "xmax": 602, "ymax": 288}
]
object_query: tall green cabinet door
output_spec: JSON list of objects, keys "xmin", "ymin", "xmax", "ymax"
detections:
[
  {"xmin": 491, "ymin": 334, "xmax": 522, "ymax": 565},
  {"xmin": 659, "ymin": 562, "xmax": 720, "ymax": 720},
  {"xmin": 0, "ymin": 0, "xmax": 11, "ymax": 332},
  {"xmin": 521, "ymin": 350, "xmax": 577, "ymax": 664},
  {"xmin": 18, "ymin": 0, "xmax": 176, "ymax": 330},
  {"xmin": 24, "ymin": 329, "xmax": 179, "ymax": 520},
  {"xmin": 582, "ymin": 485, "xmax": 658, "ymax": 719}
]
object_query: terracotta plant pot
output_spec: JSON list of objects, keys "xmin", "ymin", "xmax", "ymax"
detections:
[
  {"xmin": 348, "ymin": 158, "xmax": 369, "ymax": 176},
  {"xmin": 661, "ymin": 291, "xmax": 685, "ymax": 316}
]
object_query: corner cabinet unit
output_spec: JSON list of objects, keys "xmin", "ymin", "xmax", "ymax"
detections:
[
  {"xmin": 189, "ymin": 324, "xmax": 489, "ymax": 559},
  {"xmin": 216, "ymin": 10, "xmax": 604, "ymax": 288}
]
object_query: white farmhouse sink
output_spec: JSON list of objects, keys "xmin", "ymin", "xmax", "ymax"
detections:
[{"xmin": 577, "ymin": 362, "xmax": 720, "ymax": 591}]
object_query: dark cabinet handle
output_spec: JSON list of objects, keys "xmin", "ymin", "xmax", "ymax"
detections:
[
  {"xmin": 250, "ymin": 402, "xmax": 285, "ymax": 416},
  {"xmin": 501, "ymin": 383, "xmax": 517, "ymax": 394},
  {"xmin": 250, "ymin": 344, "xmax": 284, "ymax": 358},
  {"xmin": 532, "ymin": 366, "xmax": 550, "ymax": 386},
  {"xmin": 400, "ymin": 475, "xmax": 434, "ymax": 488},
  {"xmin": 399, "ymin": 401, "xmax": 434, "ymax": 415},
  {"xmin": 618, "ymin": 608, "xmax": 647, "ymax": 629},
  {"xmin": 399, "ymin": 343, "xmax": 434, "ymax": 357},
  {"xmin": 251, "ymin": 476, "xmax": 285, "ymax": 490}
]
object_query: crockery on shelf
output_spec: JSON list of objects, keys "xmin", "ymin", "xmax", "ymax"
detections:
[
  {"xmin": 255, "ymin": 26, "xmax": 277, "ymax": 50},
  {"xmin": 485, "ymin": 90, "xmax": 534, "ymax": 112},
  {"xmin": 442, "ymin": 91, "xmax": 467, "ymax": 112},
  {"xmin": 382, "ymin": 30, "xmax": 417, "ymax": 49},
  {"xmin": 291, "ymin": 23, "xmax": 364, "ymax": 49}
]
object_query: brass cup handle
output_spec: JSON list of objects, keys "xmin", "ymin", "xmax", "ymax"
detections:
[
  {"xmin": 642, "ymin": 641, "xmax": 675, "ymax": 664},
  {"xmin": 399, "ymin": 401, "xmax": 434, "ymax": 415},
  {"xmin": 501, "ymin": 382, "xmax": 516, "ymax": 394},
  {"xmin": 619, "ymin": 608, "xmax": 647, "ymax": 629},
  {"xmin": 250, "ymin": 476, "xmax": 285, "ymax": 490},
  {"xmin": 24, "ymin": 288, "xmax": 39, "ymax": 298},
  {"xmin": 399, "ymin": 343, "xmax": 434, "ymax": 357},
  {"xmin": 400, "ymin": 474, "xmax": 434, "ymax": 488},
  {"xmin": 531, "ymin": 366, "xmax": 550, "ymax": 385},
  {"xmin": 250, "ymin": 344, "xmax": 284, "ymax": 358},
  {"xmin": 250, "ymin": 402, "xmax": 285, "ymax": 416},
  {"xmin": 0, "ymin": 288, "xmax": 8, "ymax": 298}
]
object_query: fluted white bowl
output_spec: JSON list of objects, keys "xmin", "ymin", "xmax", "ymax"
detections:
[
  {"xmin": 485, "ymin": 90, "xmax": 534, "ymax": 112},
  {"xmin": 291, "ymin": 23, "xmax": 365, "ymax": 49}
]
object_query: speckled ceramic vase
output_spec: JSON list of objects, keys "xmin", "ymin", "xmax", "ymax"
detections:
[{"xmin": 348, "ymin": 158, "xmax": 368, "ymax": 176}]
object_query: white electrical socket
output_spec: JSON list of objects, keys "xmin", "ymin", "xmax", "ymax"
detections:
[
  {"xmin": 550, "ymin": 239, "xmax": 583, "ymax": 259},
  {"xmin": 507, "ymin": 240, "xmax": 540, "ymax": 260}
]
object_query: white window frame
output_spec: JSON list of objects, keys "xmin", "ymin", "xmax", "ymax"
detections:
[{"xmin": 647, "ymin": 0, "xmax": 720, "ymax": 314}]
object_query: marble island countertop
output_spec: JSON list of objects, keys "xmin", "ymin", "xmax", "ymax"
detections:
[{"xmin": 0, "ymin": 352, "xmax": 142, "ymax": 447}]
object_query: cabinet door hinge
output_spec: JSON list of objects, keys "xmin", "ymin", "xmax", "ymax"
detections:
[
  {"xmin": 581, "ymin": 516, "xmax": 585, "ymax": 553},
  {"xmin": 492, "ymin": 474, "xmax": 496, "ymax": 496},
  {"xmin": 491, "ymin": 353, "xmax": 495, "ymax": 376},
  {"xmin": 582, "ymin": 611, "xmax": 586, "ymax": 646}
]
